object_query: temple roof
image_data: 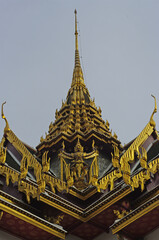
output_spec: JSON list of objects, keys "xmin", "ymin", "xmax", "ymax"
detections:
[{"xmin": 1, "ymin": 10, "xmax": 159, "ymax": 240}]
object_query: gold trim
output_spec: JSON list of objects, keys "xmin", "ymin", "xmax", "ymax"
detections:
[
  {"xmin": 85, "ymin": 187, "xmax": 131, "ymax": 221},
  {"xmin": 37, "ymin": 132, "xmax": 115, "ymax": 152},
  {"xmin": 69, "ymin": 188, "xmax": 97, "ymax": 200},
  {"xmin": 0, "ymin": 164, "xmax": 19, "ymax": 186},
  {"xmin": 40, "ymin": 195, "xmax": 85, "ymax": 221},
  {"xmin": 0, "ymin": 200, "xmax": 65, "ymax": 239},
  {"xmin": 112, "ymin": 197, "xmax": 159, "ymax": 234},
  {"xmin": 0, "ymin": 195, "xmax": 14, "ymax": 205},
  {"xmin": 119, "ymin": 95, "xmax": 157, "ymax": 185},
  {"xmin": 120, "ymin": 122, "xmax": 153, "ymax": 185},
  {"xmin": 131, "ymin": 157, "xmax": 159, "ymax": 192},
  {"xmin": 0, "ymin": 137, "xmax": 7, "ymax": 164},
  {"xmin": 40, "ymin": 187, "xmax": 131, "ymax": 222}
]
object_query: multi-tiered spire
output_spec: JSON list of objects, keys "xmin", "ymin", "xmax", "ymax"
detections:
[{"xmin": 37, "ymin": 10, "xmax": 119, "ymax": 153}]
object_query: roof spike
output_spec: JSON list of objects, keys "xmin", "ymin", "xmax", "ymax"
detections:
[
  {"xmin": 74, "ymin": 9, "xmax": 78, "ymax": 51},
  {"xmin": 71, "ymin": 10, "xmax": 85, "ymax": 87},
  {"xmin": 74, "ymin": 9, "xmax": 81, "ymax": 69},
  {"xmin": 66, "ymin": 10, "xmax": 91, "ymax": 104}
]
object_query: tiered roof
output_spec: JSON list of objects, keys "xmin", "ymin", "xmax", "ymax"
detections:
[
  {"xmin": 37, "ymin": 10, "xmax": 119, "ymax": 155},
  {"xmin": 0, "ymin": 10, "xmax": 159, "ymax": 240}
]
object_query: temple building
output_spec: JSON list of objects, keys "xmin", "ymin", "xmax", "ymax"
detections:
[{"xmin": 1, "ymin": 10, "xmax": 159, "ymax": 240}]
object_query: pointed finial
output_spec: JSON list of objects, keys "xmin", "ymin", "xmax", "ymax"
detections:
[
  {"xmin": 73, "ymin": 9, "xmax": 81, "ymax": 69},
  {"xmin": 150, "ymin": 95, "xmax": 157, "ymax": 127},
  {"xmin": 74, "ymin": 9, "xmax": 78, "ymax": 51},
  {"xmin": 66, "ymin": 10, "xmax": 91, "ymax": 104},
  {"xmin": 1, "ymin": 102, "xmax": 10, "ymax": 133}
]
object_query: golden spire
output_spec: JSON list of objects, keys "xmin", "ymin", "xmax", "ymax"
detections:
[
  {"xmin": 72, "ymin": 10, "xmax": 84, "ymax": 87},
  {"xmin": 75, "ymin": 9, "xmax": 78, "ymax": 52},
  {"xmin": 66, "ymin": 10, "xmax": 91, "ymax": 104}
]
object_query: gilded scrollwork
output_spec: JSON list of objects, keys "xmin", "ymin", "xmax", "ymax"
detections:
[
  {"xmin": 0, "ymin": 210, "xmax": 3, "ymax": 220},
  {"xmin": 115, "ymin": 95, "xmax": 158, "ymax": 189},
  {"xmin": 139, "ymin": 147, "xmax": 148, "ymax": 169},
  {"xmin": 113, "ymin": 209, "xmax": 129, "ymax": 220},
  {"xmin": 119, "ymin": 122, "xmax": 154, "ymax": 184},
  {"xmin": 44, "ymin": 173, "xmax": 68, "ymax": 193},
  {"xmin": 42, "ymin": 151, "xmax": 50, "ymax": 173},
  {"xmin": 19, "ymin": 156, "xmax": 28, "ymax": 180},
  {"xmin": 0, "ymin": 164, "xmax": 19, "ymax": 186},
  {"xmin": 131, "ymin": 170, "xmax": 150, "ymax": 191},
  {"xmin": 111, "ymin": 145, "xmax": 120, "ymax": 168},
  {"xmin": 149, "ymin": 157, "xmax": 159, "ymax": 174},
  {"xmin": 130, "ymin": 157, "xmax": 159, "ymax": 192},
  {"xmin": 18, "ymin": 180, "xmax": 38, "ymax": 203},
  {"xmin": 0, "ymin": 137, "xmax": 7, "ymax": 164},
  {"xmin": 44, "ymin": 214, "xmax": 64, "ymax": 225},
  {"xmin": 89, "ymin": 154, "xmax": 99, "ymax": 186},
  {"xmin": 0, "ymin": 119, "xmax": 69, "ymax": 200},
  {"xmin": 98, "ymin": 169, "xmax": 122, "ymax": 192}
]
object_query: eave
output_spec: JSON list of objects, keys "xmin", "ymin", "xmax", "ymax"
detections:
[
  {"xmin": 0, "ymin": 191, "xmax": 66, "ymax": 239},
  {"xmin": 111, "ymin": 191, "xmax": 159, "ymax": 235},
  {"xmin": 0, "ymin": 164, "xmax": 131, "ymax": 223},
  {"xmin": 37, "ymin": 129, "xmax": 121, "ymax": 153},
  {"xmin": 40, "ymin": 183, "xmax": 131, "ymax": 222}
]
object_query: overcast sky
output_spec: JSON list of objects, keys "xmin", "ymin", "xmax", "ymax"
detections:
[{"xmin": 0, "ymin": 0, "xmax": 159, "ymax": 148}]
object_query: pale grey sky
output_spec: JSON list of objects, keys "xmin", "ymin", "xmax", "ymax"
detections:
[{"xmin": 0, "ymin": 0, "xmax": 159, "ymax": 148}]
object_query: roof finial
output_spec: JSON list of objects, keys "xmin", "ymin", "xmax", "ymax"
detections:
[
  {"xmin": 73, "ymin": 9, "xmax": 81, "ymax": 69},
  {"xmin": 1, "ymin": 102, "xmax": 10, "ymax": 133},
  {"xmin": 150, "ymin": 95, "xmax": 157, "ymax": 127},
  {"xmin": 74, "ymin": 9, "xmax": 78, "ymax": 51},
  {"xmin": 66, "ymin": 10, "xmax": 91, "ymax": 104}
]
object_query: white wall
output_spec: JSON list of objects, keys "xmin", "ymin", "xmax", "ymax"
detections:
[
  {"xmin": 0, "ymin": 229, "xmax": 21, "ymax": 240},
  {"xmin": 145, "ymin": 227, "xmax": 159, "ymax": 240}
]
